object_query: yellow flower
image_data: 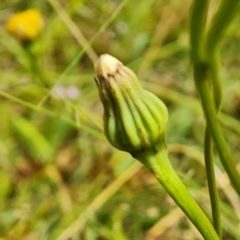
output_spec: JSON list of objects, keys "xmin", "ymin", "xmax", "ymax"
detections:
[{"xmin": 6, "ymin": 9, "xmax": 43, "ymax": 42}]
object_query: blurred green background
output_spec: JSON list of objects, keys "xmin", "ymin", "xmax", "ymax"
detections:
[{"xmin": 0, "ymin": 0, "xmax": 240, "ymax": 239}]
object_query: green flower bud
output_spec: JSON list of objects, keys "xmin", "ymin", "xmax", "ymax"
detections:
[{"xmin": 94, "ymin": 54, "xmax": 168, "ymax": 156}]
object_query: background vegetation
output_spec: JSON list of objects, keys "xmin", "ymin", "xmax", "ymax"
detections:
[{"xmin": 0, "ymin": 0, "xmax": 240, "ymax": 239}]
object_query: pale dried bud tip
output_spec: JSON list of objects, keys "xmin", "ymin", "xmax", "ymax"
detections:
[{"xmin": 95, "ymin": 54, "xmax": 123, "ymax": 79}]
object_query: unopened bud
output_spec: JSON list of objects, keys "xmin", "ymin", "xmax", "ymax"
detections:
[{"xmin": 94, "ymin": 54, "xmax": 168, "ymax": 156}]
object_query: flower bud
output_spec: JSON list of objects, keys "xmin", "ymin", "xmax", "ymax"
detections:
[
  {"xmin": 94, "ymin": 54, "xmax": 168, "ymax": 156},
  {"xmin": 6, "ymin": 9, "xmax": 43, "ymax": 42}
]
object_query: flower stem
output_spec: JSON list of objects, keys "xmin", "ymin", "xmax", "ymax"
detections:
[
  {"xmin": 189, "ymin": 0, "xmax": 209, "ymax": 64},
  {"xmin": 205, "ymin": 0, "xmax": 240, "ymax": 114},
  {"xmin": 205, "ymin": 0, "xmax": 240, "ymax": 55},
  {"xmin": 204, "ymin": 128, "xmax": 222, "ymax": 239},
  {"xmin": 135, "ymin": 143, "xmax": 219, "ymax": 240},
  {"xmin": 23, "ymin": 42, "xmax": 50, "ymax": 88},
  {"xmin": 190, "ymin": 1, "xmax": 240, "ymax": 236},
  {"xmin": 190, "ymin": 0, "xmax": 240, "ymax": 197},
  {"xmin": 194, "ymin": 66, "xmax": 240, "ymax": 197},
  {"xmin": 190, "ymin": 0, "xmax": 223, "ymax": 236}
]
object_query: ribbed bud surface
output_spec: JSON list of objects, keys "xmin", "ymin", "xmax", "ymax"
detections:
[{"xmin": 94, "ymin": 54, "xmax": 168, "ymax": 156}]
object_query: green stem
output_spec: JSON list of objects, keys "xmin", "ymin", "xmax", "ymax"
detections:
[
  {"xmin": 204, "ymin": 128, "xmax": 222, "ymax": 239},
  {"xmin": 204, "ymin": 0, "xmax": 240, "ymax": 186},
  {"xmin": 23, "ymin": 42, "xmax": 50, "ymax": 88},
  {"xmin": 190, "ymin": 0, "xmax": 223, "ymax": 236},
  {"xmin": 189, "ymin": 0, "xmax": 209, "ymax": 63},
  {"xmin": 194, "ymin": 65, "xmax": 240, "ymax": 196},
  {"xmin": 206, "ymin": 52, "xmax": 222, "ymax": 110},
  {"xmin": 191, "ymin": 0, "xmax": 240, "ymax": 199},
  {"xmin": 205, "ymin": 0, "xmax": 240, "ymax": 113},
  {"xmin": 205, "ymin": 0, "xmax": 240, "ymax": 55},
  {"xmin": 135, "ymin": 143, "xmax": 219, "ymax": 240},
  {"xmin": 190, "ymin": 0, "xmax": 240, "ymax": 235}
]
